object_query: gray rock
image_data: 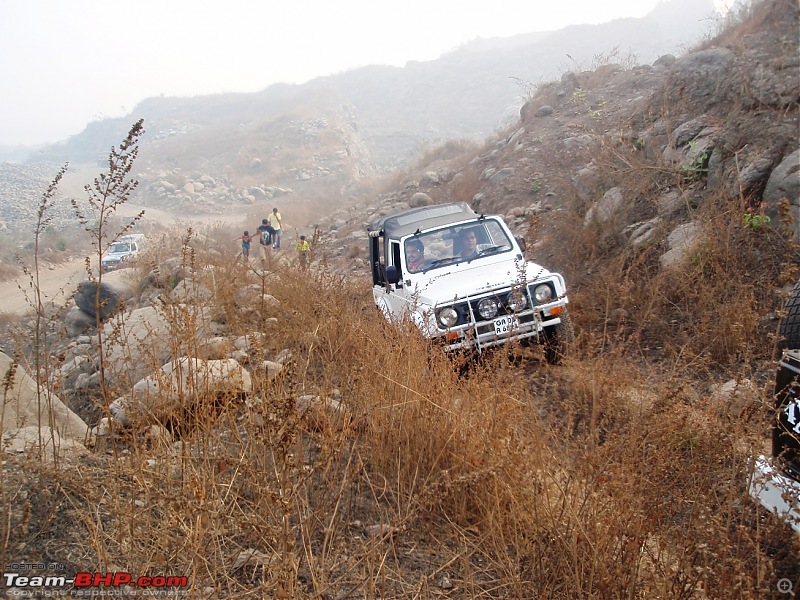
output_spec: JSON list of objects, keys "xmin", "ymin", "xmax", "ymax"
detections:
[
  {"xmin": 101, "ymin": 305, "xmax": 209, "ymax": 388},
  {"xmin": 169, "ymin": 279, "xmax": 213, "ymax": 303},
  {"xmin": 584, "ymin": 187, "xmax": 624, "ymax": 225},
  {"xmin": 74, "ymin": 269, "xmax": 139, "ymax": 321},
  {"xmin": 0, "ymin": 351, "xmax": 88, "ymax": 443},
  {"xmin": 561, "ymin": 71, "xmax": 580, "ymax": 88},
  {"xmin": 489, "ymin": 168, "xmax": 515, "ymax": 184},
  {"xmin": 659, "ymin": 222, "xmax": 700, "ymax": 269},
  {"xmin": 709, "ymin": 378, "xmax": 759, "ymax": 419},
  {"xmin": 672, "ymin": 115, "xmax": 716, "ymax": 148},
  {"xmin": 125, "ymin": 357, "xmax": 252, "ymax": 425},
  {"xmin": 763, "ymin": 149, "xmax": 800, "ymax": 242},
  {"xmin": 64, "ymin": 306, "xmax": 96, "ymax": 337},
  {"xmin": 657, "ymin": 190, "xmax": 683, "ymax": 216},
  {"xmin": 421, "ymin": 171, "xmax": 440, "ymax": 185},
  {"xmin": 669, "ymin": 48, "xmax": 735, "ymax": 102},
  {"xmin": 250, "ymin": 187, "xmax": 267, "ymax": 199},
  {"xmin": 625, "ymin": 218, "xmax": 660, "ymax": 246},
  {"xmin": 409, "ymin": 192, "xmax": 432, "ymax": 208},
  {"xmin": 738, "ymin": 156, "xmax": 775, "ymax": 193},
  {"xmin": 572, "ymin": 164, "xmax": 601, "ymax": 203},
  {"xmin": 653, "ymin": 54, "xmax": 676, "ymax": 67}
]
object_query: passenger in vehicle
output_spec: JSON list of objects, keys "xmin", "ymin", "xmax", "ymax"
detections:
[{"xmin": 405, "ymin": 238, "xmax": 427, "ymax": 272}]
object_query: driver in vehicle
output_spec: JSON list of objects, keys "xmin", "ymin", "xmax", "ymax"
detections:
[
  {"xmin": 459, "ymin": 229, "xmax": 480, "ymax": 260},
  {"xmin": 405, "ymin": 238, "xmax": 427, "ymax": 272}
]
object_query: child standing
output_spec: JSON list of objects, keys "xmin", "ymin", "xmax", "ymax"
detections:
[
  {"xmin": 239, "ymin": 231, "xmax": 252, "ymax": 258},
  {"xmin": 296, "ymin": 235, "xmax": 311, "ymax": 270}
]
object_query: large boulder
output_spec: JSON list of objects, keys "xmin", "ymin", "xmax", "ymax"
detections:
[
  {"xmin": 101, "ymin": 304, "xmax": 210, "ymax": 389},
  {"xmin": 666, "ymin": 48, "xmax": 735, "ymax": 109},
  {"xmin": 763, "ymin": 149, "xmax": 800, "ymax": 243},
  {"xmin": 0, "ymin": 351, "xmax": 88, "ymax": 443},
  {"xmin": 74, "ymin": 268, "xmax": 139, "ymax": 321},
  {"xmin": 111, "ymin": 357, "xmax": 251, "ymax": 425}
]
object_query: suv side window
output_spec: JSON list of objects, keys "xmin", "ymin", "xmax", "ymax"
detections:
[
  {"xmin": 390, "ymin": 242, "xmax": 401, "ymax": 270},
  {"xmin": 390, "ymin": 241, "xmax": 403, "ymax": 282}
]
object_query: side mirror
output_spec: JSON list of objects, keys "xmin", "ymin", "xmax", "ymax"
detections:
[
  {"xmin": 386, "ymin": 265, "xmax": 400, "ymax": 285},
  {"xmin": 516, "ymin": 236, "xmax": 527, "ymax": 252}
]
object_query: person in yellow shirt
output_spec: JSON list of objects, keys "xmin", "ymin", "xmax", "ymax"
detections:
[
  {"xmin": 296, "ymin": 235, "xmax": 311, "ymax": 270},
  {"xmin": 268, "ymin": 207, "xmax": 282, "ymax": 250}
]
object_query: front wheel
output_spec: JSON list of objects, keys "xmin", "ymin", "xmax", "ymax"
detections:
[{"xmin": 543, "ymin": 308, "xmax": 575, "ymax": 365}]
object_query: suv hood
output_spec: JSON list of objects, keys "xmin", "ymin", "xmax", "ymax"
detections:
[{"xmin": 410, "ymin": 260, "xmax": 549, "ymax": 303}]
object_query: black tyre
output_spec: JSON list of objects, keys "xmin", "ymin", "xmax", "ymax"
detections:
[
  {"xmin": 544, "ymin": 308, "xmax": 575, "ymax": 364},
  {"xmin": 778, "ymin": 280, "xmax": 800, "ymax": 351}
]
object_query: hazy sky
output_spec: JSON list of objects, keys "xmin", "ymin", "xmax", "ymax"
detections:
[{"xmin": 2, "ymin": 0, "xmax": 721, "ymax": 147}]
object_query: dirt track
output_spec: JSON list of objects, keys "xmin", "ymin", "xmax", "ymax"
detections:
[
  {"xmin": 0, "ymin": 201, "xmax": 248, "ymax": 317},
  {"xmin": 0, "ymin": 259, "xmax": 90, "ymax": 317}
]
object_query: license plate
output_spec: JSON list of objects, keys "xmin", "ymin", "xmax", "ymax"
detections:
[{"xmin": 493, "ymin": 315, "xmax": 519, "ymax": 335}]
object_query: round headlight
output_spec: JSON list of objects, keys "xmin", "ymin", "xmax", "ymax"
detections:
[
  {"xmin": 533, "ymin": 284, "xmax": 553, "ymax": 303},
  {"xmin": 506, "ymin": 291, "xmax": 528, "ymax": 312},
  {"xmin": 477, "ymin": 298, "xmax": 499, "ymax": 319},
  {"xmin": 437, "ymin": 307, "xmax": 458, "ymax": 328}
]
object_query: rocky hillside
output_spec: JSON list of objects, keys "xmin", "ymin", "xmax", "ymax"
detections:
[
  {"xmin": 3, "ymin": 0, "xmax": 717, "ymax": 224},
  {"xmin": 16, "ymin": 0, "xmax": 797, "ymax": 440},
  {"xmin": 318, "ymin": 0, "xmax": 799, "ymax": 282}
]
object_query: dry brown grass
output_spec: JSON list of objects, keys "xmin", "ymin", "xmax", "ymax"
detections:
[
  {"xmin": 3, "ymin": 21, "xmax": 800, "ymax": 596},
  {"xmin": 6, "ymin": 235, "xmax": 797, "ymax": 597}
]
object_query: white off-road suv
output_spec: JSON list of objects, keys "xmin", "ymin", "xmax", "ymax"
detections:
[
  {"xmin": 368, "ymin": 202, "xmax": 573, "ymax": 361},
  {"xmin": 101, "ymin": 233, "xmax": 146, "ymax": 272}
]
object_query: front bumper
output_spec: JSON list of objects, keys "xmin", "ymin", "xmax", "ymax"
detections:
[
  {"xmin": 749, "ymin": 455, "xmax": 800, "ymax": 532},
  {"xmin": 102, "ymin": 261, "xmax": 122, "ymax": 271},
  {"xmin": 435, "ymin": 303, "xmax": 566, "ymax": 353}
]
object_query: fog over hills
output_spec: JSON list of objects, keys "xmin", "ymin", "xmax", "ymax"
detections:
[
  {"xmin": 20, "ymin": 0, "xmax": 715, "ymax": 173},
  {"xmin": 0, "ymin": 0, "xmax": 721, "ymax": 226}
]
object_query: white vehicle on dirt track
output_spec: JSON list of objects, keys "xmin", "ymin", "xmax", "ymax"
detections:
[
  {"xmin": 368, "ymin": 202, "xmax": 573, "ymax": 362},
  {"xmin": 101, "ymin": 234, "xmax": 145, "ymax": 272}
]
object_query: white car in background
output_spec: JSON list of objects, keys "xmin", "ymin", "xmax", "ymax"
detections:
[{"xmin": 101, "ymin": 234, "xmax": 145, "ymax": 272}]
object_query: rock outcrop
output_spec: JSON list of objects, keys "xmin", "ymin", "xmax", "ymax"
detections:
[{"xmin": 0, "ymin": 351, "xmax": 89, "ymax": 450}]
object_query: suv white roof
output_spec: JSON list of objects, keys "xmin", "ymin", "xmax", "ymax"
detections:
[{"xmin": 368, "ymin": 202, "xmax": 476, "ymax": 239}]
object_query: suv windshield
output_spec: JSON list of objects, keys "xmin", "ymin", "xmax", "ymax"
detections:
[
  {"xmin": 403, "ymin": 218, "xmax": 513, "ymax": 274},
  {"xmin": 110, "ymin": 243, "xmax": 131, "ymax": 253}
]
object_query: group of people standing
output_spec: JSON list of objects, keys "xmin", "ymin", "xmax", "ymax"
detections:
[{"xmin": 238, "ymin": 207, "xmax": 311, "ymax": 270}]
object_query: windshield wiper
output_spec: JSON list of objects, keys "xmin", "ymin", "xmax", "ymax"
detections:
[
  {"xmin": 423, "ymin": 257, "xmax": 460, "ymax": 273},
  {"xmin": 478, "ymin": 245, "xmax": 509, "ymax": 256}
]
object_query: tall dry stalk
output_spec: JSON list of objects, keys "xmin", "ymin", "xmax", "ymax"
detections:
[{"xmin": 71, "ymin": 119, "xmax": 145, "ymax": 404}]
